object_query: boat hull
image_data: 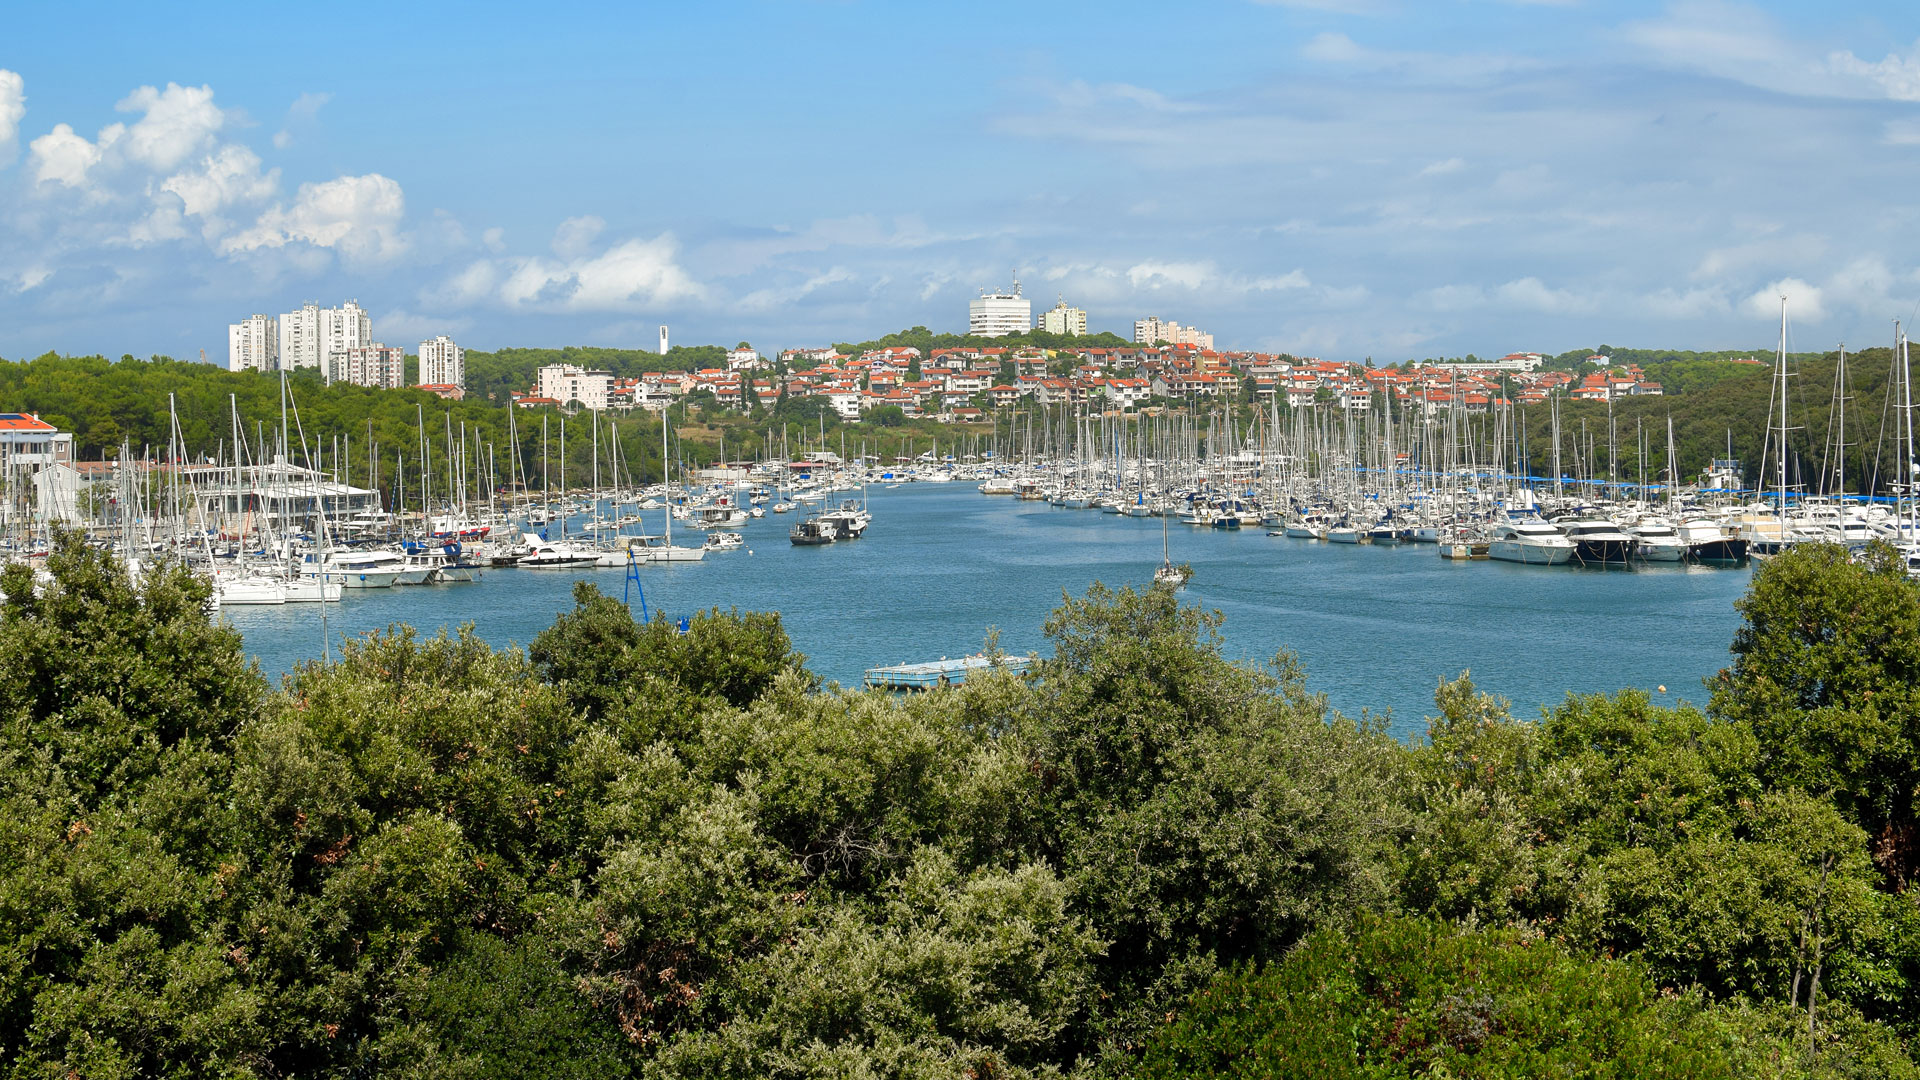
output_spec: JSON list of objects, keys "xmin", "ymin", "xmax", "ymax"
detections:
[{"xmin": 1488, "ymin": 540, "xmax": 1576, "ymax": 565}]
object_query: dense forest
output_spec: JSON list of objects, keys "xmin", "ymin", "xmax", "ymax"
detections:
[
  {"xmin": 3, "ymin": 538, "xmax": 1919, "ymax": 1076},
  {"xmin": 5, "ymin": 343, "xmax": 1917, "ymax": 504}
]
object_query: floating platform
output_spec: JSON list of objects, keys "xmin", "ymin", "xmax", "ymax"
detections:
[{"xmin": 864, "ymin": 655, "xmax": 1030, "ymax": 690}]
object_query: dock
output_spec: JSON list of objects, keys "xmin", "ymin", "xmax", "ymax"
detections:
[{"xmin": 863, "ymin": 655, "xmax": 1030, "ymax": 690}]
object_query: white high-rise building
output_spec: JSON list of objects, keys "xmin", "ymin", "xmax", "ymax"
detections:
[
  {"xmin": 227, "ymin": 314, "xmax": 278, "ymax": 373},
  {"xmin": 279, "ymin": 303, "xmax": 324, "ymax": 372},
  {"xmin": 278, "ymin": 300, "xmax": 374, "ymax": 377},
  {"xmin": 537, "ymin": 363, "xmax": 614, "ymax": 411},
  {"xmin": 333, "ymin": 344, "xmax": 407, "ymax": 389},
  {"xmin": 419, "ymin": 335, "xmax": 465, "ymax": 388},
  {"xmin": 659, "ymin": 325, "xmax": 670, "ymax": 355},
  {"xmin": 968, "ymin": 279, "xmax": 1032, "ymax": 338},
  {"xmin": 1039, "ymin": 296, "xmax": 1087, "ymax": 337}
]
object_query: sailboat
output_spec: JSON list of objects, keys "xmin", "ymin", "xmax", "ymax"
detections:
[{"xmin": 1154, "ymin": 508, "xmax": 1190, "ymax": 587}]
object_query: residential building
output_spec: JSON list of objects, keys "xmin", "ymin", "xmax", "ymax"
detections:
[
  {"xmin": 1132, "ymin": 316, "xmax": 1213, "ymax": 350},
  {"xmin": 0, "ymin": 412, "xmax": 74, "ymax": 467},
  {"xmin": 968, "ymin": 280, "xmax": 1032, "ymax": 337},
  {"xmin": 333, "ymin": 344, "xmax": 407, "ymax": 390},
  {"xmin": 1039, "ymin": 296, "xmax": 1087, "ymax": 336},
  {"xmin": 726, "ymin": 345, "xmax": 764, "ymax": 371},
  {"xmin": 227, "ymin": 314, "xmax": 278, "ymax": 373},
  {"xmin": 536, "ymin": 364, "xmax": 615, "ymax": 410},
  {"xmin": 419, "ymin": 335, "xmax": 465, "ymax": 388},
  {"xmin": 278, "ymin": 300, "xmax": 372, "ymax": 377}
]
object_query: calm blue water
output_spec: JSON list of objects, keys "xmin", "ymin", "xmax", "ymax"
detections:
[{"xmin": 226, "ymin": 484, "xmax": 1753, "ymax": 740}]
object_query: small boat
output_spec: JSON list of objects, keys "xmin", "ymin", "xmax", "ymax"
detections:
[
  {"xmin": 517, "ymin": 533, "xmax": 598, "ymax": 569},
  {"xmin": 704, "ymin": 530, "xmax": 745, "ymax": 551},
  {"xmin": 790, "ymin": 517, "xmax": 839, "ymax": 546}
]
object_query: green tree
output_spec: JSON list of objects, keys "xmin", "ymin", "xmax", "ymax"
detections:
[{"xmin": 1711, "ymin": 542, "xmax": 1920, "ymax": 879}]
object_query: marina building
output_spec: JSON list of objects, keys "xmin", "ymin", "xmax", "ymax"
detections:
[
  {"xmin": 418, "ymin": 335, "xmax": 465, "ymax": 388},
  {"xmin": 227, "ymin": 314, "xmax": 278, "ymax": 373},
  {"xmin": 1039, "ymin": 297, "xmax": 1087, "ymax": 336},
  {"xmin": 968, "ymin": 281, "xmax": 1032, "ymax": 338}
]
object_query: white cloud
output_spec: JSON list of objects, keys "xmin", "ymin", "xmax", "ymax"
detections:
[
  {"xmin": 1743, "ymin": 277, "xmax": 1825, "ymax": 323},
  {"xmin": 161, "ymin": 144, "xmax": 278, "ymax": 219},
  {"xmin": 482, "ymin": 227, "xmax": 506, "ymax": 253},
  {"xmin": 1418, "ymin": 157, "xmax": 1464, "ymax": 177},
  {"xmin": 0, "ymin": 69, "xmax": 22, "ymax": 162},
  {"xmin": 225, "ymin": 173, "xmax": 408, "ymax": 262},
  {"xmin": 1495, "ymin": 276, "xmax": 1589, "ymax": 314},
  {"xmin": 1827, "ymin": 43, "xmax": 1920, "ymax": 102},
  {"xmin": 1419, "ymin": 284, "xmax": 1488, "ymax": 311},
  {"xmin": 115, "ymin": 83, "xmax": 224, "ymax": 172},
  {"xmin": 739, "ymin": 267, "xmax": 858, "ymax": 313},
  {"xmin": 28, "ymin": 123, "xmax": 100, "ymax": 187},
  {"xmin": 273, "ymin": 91, "xmax": 331, "ymax": 148},
  {"xmin": 1628, "ymin": 2, "xmax": 1920, "ymax": 103},
  {"xmin": 1884, "ymin": 120, "xmax": 1920, "ymax": 146},
  {"xmin": 1303, "ymin": 32, "xmax": 1367, "ymax": 63},
  {"xmin": 492, "ymin": 234, "xmax": 705, "ymax": 312},
  {"xmin": 551, "ymin": 214, "xmax": 605, "ymax": 259},
  {"xmin": 1128, "ymin": 260, "xmax": 1214, "ymax": 291}
]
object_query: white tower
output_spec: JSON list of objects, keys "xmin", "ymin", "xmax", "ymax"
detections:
[{"xmin": 659, "ymin": 325, "xmax": 670, "ymax": 355}]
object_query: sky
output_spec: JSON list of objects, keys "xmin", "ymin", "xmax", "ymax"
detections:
[{"xmin": 3, "ymin": 0, "xmax": 1920, "ymax": 362}]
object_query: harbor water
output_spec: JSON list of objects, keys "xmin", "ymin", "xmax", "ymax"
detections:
[{"xmin": 226, "ymin": 484, "xmax": 1754, "ymax": 740}]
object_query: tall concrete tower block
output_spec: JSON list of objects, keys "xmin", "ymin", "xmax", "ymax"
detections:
[{"xmin": 659, "ymin": 325, "xmax": 669, "ymax": 355}]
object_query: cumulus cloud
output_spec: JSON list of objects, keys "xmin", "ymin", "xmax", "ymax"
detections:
[
  {"xmin": 1743, "ymin": 278, "xmax": 1824, "ymax": 323},
  {"xmin": 0, "ymin": 69, "xmax": 22, "ymax": 163},
  {"xmin": 1418, "ymin": 157, "xmax": 1465, "ymax": 177},
  {"xmin": 113, "ymin": 83, "xmax": 225, "ymax": 172},
  {"xmin": 1128, "ymin": 260, "xmax": 1213, "ymax": 291},
  {"xmin": 28, "ymin": 123, "xmax": 100, "ymax": 187},
  {"xmin": 225, "ymin": 173, "xmax": 408, "ymax": 262},
  {"xmin": 487, "ymin": 234, "xmax": 705, "ymax": 312},
  {"xmin": 25, "ymin": 80, "xmax": 233, "ymax": 194},
  {"xmin": 551, "ymin": 214, "xmax": 605, "ymax": 259},
  {"xmin": 1827, "ymin": 43, "xmax": 1920, "ymax": 102},
  {"xmin": 161, "ymin": 144, "xmax": 278, "ymax": 220}
]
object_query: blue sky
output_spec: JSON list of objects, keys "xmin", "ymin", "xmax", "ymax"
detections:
[{"xmin": 3, "ymin": 0, "xmax": 1920, "ymax": 361}]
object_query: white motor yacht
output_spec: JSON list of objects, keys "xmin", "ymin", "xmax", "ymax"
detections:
[
  {"xmin": 516, "ymin": 533, "xmax": 598, "ymax": 569},
  {"xmin": 1627, "ymin": 521, "xmax": 1687, "ymax": 562},
  {"xmin": 1487, "ymin": 518, "xmax": 1578, "ymax": 565}
]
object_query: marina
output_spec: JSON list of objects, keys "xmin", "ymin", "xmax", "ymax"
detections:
[{"xmin": 221, "ymin": 483, "xmax": 1757, "ymax": 739}]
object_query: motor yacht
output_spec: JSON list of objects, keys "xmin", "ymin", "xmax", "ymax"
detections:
[
  {"xmin": 1554, "ymin": 517, "xmax": 1637, "ymax": 565},
  {"xmin": 789, "ymin": 516, "xmax": 839, "ymax": 545},
  {"xmin": 1627, "ymin": 521, "xmax": 1687, "ymax": 562},
  {"xmin": 1487, "ymin": 518, "xmax": 1578, "ymax": 565}
]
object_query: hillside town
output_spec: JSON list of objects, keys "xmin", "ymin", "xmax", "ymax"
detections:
[{"xmin": 229, "ymin": 291, "xmax": 1666, "ymax": 424}]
